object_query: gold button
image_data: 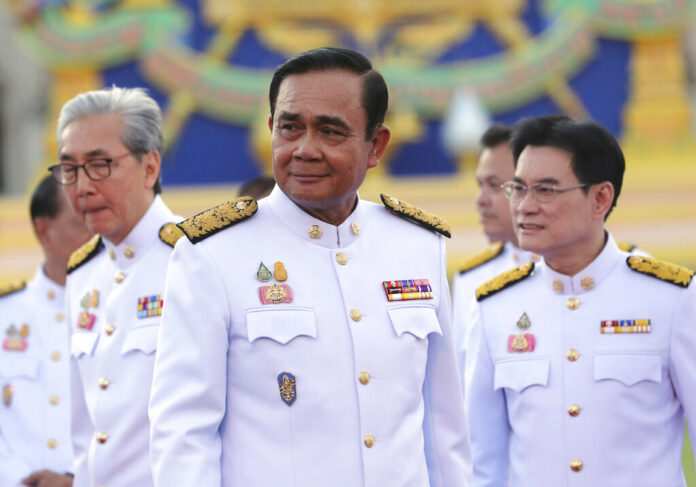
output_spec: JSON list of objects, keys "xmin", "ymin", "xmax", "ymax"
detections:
[
  {"xmin": 51, "ymin": 351, "xmax": 61, "ymax": 362},
  {"xmin": 115, "ymin": 271, "xmax": 125, "ymax": 283},
  {"xmin": 359, "ymin": 371, "xmax": 370, "ymax": 385},
  {"xmin": 55, "ymin": 313, "xmax": 65, "ymax": 322},
  {"xmin": 351, "ymin": 222, "xmax": 360, "ymax": 235},
  {"xmin": 99, "ymin": 378, "xmax": 110, "ymax": 390},
  {"xmin": 336, "ymin": 252, "xmax": 348, "ymax": 265},
  {"xmin": 96, "ymin": 432, "xmax": 108, "ymax": 444},
  {"xmin": 552, "ymin": 280, "xmax": 563, "ymax": 294},
  {"xmin": 309, "ymin": 225, "xmax": 323, "ymax": 239},
  {"xmin": 566, "ymin": 297, "xmax": 579, "ymax": 310},
  {"xmin": 124, "ymin": 246, "xmax": 135, "ymax": 259},
  {"xmin": 47, "ymin": 290, "xmax": 55, "ymax": 300},
  {"xmin": 47, "ymin": 438, "xmax": 57, "ymax": 449},
  {"xmin": 567, "ymin": 404, "xmax": 581, "ymax": 417},
  {"xmin": 50, "ymin": 395, "xmax": 59, "ymax": 405},
  {"xmin": 580, "ymin": 275, "xmax": 595, "ymax": 290},
  {"xmin": 570, "ymin": 459, "xmax": 583, "ymax": 472},
  {"xmin": 105, "ymin": 324, "xmax": 115, "ymax": 336},
  {"xmin": 350, "ymin": 309, "xmax": 362, "ymax": 322},
  {"xmin": 566, "ymin": 349, "xmax": 580, "ymax": 362},
  {"xmin": 364, "ymin": 434, "xmax": 375, "ymax": 448},
  {"xmin": 235, "ymin": 201, "xmax": 248, "ymax": 210},
  {"xmin": 108, "ymin": 248, "xmax": 115, "ymax": 260}
]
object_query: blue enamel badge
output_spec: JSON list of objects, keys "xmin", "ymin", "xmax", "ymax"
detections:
[{"xmin": 277, "ymin": 372, "xmax": 296, "ymax": 406}]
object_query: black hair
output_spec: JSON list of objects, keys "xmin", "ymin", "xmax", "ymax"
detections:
[
  {"xmin": 30, "ymin": 175, "xmax": 63, "ymax": 220},
  {"xmin": 511, "ymin": 115, "xmax": 625, "ymax": 219},
  {"xmin": 480, "ymin": 124, "xmax": 512, "ymax": 149},
  {"xmin": 269, "ymin": 47, "xmax": 388, "ymax": 140}
]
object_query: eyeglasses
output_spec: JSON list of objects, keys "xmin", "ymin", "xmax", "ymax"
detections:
[
  {"xmin": 48, "ymin": 153, "xmax": 132, "ymax": 185},
  {"xmin": 501, "ymin": 181, "xmax": 590, "ymax": 203}
]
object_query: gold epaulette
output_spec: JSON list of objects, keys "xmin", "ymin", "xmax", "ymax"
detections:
[
  {"xmin": 159, "ymin": 223, "xmax": 185, "ymax": 248},
  {"xmin": 177, "ymin": 197, "xmax": 258, "ymax": 244},
  {"xmin": 0, "ymin": 279, "xmax": 27, "ymax": 298},
  {"xmin": 627, "ymin": 255, "xmax": 694, "ymax": 288},
  {"xmin": 617, "ymin": 241, "xmax": 637, "ymax": 253},
  {"xmin": 458, "ymin": 242, "xmax": 504, "ymax": 275},
  {"xmin": 380, "ymin": 194, "xmax": 451, "ymax": 238},
  {"xmin": 476, "ymin": 262, "xmax": 535, "ymax": 301},
  {"xmin": 67, "ymin": 235, "xmax": 103, "ymax": 275}
]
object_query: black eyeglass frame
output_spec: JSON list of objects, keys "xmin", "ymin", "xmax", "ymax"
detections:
[
  {"xmin": 48, "ymin": 152, "xmax": 133, "ymax": 185},
  {"xmin": 500, "ymin": 181, "xmax": 591, "ymax": 203}
]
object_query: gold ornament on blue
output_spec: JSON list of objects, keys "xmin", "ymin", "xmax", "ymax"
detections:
[
  {"xmin": 277, "ymin": 371, "xmax": 296, "ymax": 406},
  {"xmin": 256, "ymin": 262, "xmax": 272, "ymax": 282},
  {"xmin": 517, "ymin": 312, "xmax": 532, "ymax": 330}
]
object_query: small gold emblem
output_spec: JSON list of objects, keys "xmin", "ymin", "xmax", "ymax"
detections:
[
  {"xmin": 3, "ymin": 384, "xmax": 13, "ymax": 406},
  {"xmin": 351, "ymin": 222, "xmax": 360, "ymax": 235},
  {"xmin": 309, "ymin": 225, "xmax": 323, "ymax": 239},
  {"xmin": 580, "ymin": 275, "xmax": 594, "ymax": 290},
  {"xmin": 552, "ymin": 280, "xmax": 564, "ymax": 293}
]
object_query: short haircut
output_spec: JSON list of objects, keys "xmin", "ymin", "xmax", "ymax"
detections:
[
  {"xmin": 56, "ymin": 86, "xmax": 163, "ymax": 194},
  {"xmin": 269, "ymin": 47, "xmax": 388, "ymax": 140},
  {"xmin": 511, "ymin": 115, "xmax": 625, "ymax": 219},
  {"xmin": 238, "ymin": 176, "xmax": 276, "ymax": 200},
  {"xmin": 30, "ymin": 175, "xmax": 63, "ymax": 220},
  {"xmin": 480, "ymin": 124, "xmax": 512, "ymax": 149}
]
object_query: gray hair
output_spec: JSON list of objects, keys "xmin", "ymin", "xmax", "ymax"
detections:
[{"xmin": 56, "ymin": 86, "xmax": 164, "ymax": 194}]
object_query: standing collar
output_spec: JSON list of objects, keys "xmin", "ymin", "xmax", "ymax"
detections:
[
  {"xmin": 103, "ymin": 195, "xmax": 174, "ymax": 268},
  {"xmin": 266, "ymin": 185, "xmax": 366, "ymax": 249},
  {"xmin": 538, "ymin": 232, "xmax": 621, "ymax": 295},
  {"xmin": 28, "ymin": 265, "xmax": 65, "ymax": 306},
  {"xmin": 506, "ymin": 242, "xmax": 541, "ymax": 265}
]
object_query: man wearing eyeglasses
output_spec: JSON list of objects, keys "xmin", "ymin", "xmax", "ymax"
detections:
[
  {"xmin": 52, "ymin": 87, "xmax": 183, "ymax": 487},
  {"xmin": 464, "ymin": 115, "xmax": 696, "ymax": 487}
]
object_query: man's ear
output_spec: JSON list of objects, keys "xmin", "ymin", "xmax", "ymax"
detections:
[
  {"xmin": 268, "ymin": 115, "xmax": 274, "ymax": 133},
  {"xmin": 33, "ymin": 217, "xmax": 50, "ymax": 247},
  {"xmin": 367, "ymin": 125, "xmax": 391, "ymax": 169},
  {"xmin": 592, "ymin": 181, "xmax": 615, "ymax": 220},
  {"xmin": 142, "ymin": 151, "xmax": 161, "ymax": 191}
]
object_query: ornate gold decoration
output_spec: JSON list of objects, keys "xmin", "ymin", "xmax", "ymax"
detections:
[
  {"xmin": 159, "ymin": 223, "xmax": 186, "ymax": 248},
  {"xmin": 580, "ymin": 275, "xmax": 595, "ymax": 290},
  {"xmin": 351, "ymin": 222, "xmax": 360, "ymax": 236},
  {"xmin": 552, "ymin": 280, "xmax": 564, "ymax": 294},
  {"xmin": 67, "ymin": 235, "xmax": 103, "ymax": 275},
  {"xmin": 616, "ymin": 241, "xmax": 637, "ymax": 253},
  {"xmin": 178, "ymin": 197, "xmax": 258, "ymax": 244},
  {"xmin": 476, "ymin": 262, "xmax": 534, "ymax": 301},
  {"xmin": 566, "ymin": 297, "xmax": 580, "ymax": 310},
  {"xmin": 380, "ymin": 193, "xmax": 451, "ymax": 238},
  {"xmin": 309, "ymin": 225, "xmax": 323, "ymax": 239},
  {"xmin": 0, "ymin": 280, "xmax": 27, "ymax": 298},
  {"xmin": 458, "ymin": 242, "xmax": 504, "ymax": 274},
  {"xmin": 627, "ymin": 255, "xmax": 694, "ymax": 288}
]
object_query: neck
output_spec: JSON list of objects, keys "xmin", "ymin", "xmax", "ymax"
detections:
[
  {"xmin": 43, "ymin": 257, "xmax": 67, "ymax": 287},
  {"xmin": 107, "ymin": 193, "xmax": 155, "ymax": 246},
  {"xmin": 296, "ymin": 195, "xmax": 358, "ymax": 227},
  {"xmin": 544, "ymin": 230, "xmax": 607, "ymax": 276}
]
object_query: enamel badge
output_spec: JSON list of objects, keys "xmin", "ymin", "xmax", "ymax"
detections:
[
  {"xmin": 278, "ymin": 372, "xmax": 296, "ymax": 406},
  {"xmin": 601, "ymin": 319, "xmax": 651, "ymax": 334},
  {"xmin": 138, "ymin": 295, "xmax": 163, "ymax": 318},
  {"xmin": 77, "ymin": 290, "xmax": 99, "ymax": 330},
  {"xmin": 3, "ymin": 325, "xmax": 28, "ymax": 352},
  {"xmin": 382, "ymin": 279, "xmax": 432, "ymax": 301},
  {"xmin": 259, "ymin": 283, "xmax": 293, "ymax": 304},
  {"xmin": 517, "ymin": 312, "xmax": 532, "ymax": 330},
  {"xmin": 274, "ymin": 262, "xmax": 288, "ymax": 281},
  {"xmin": 508, "ymin": 333, "xmax": 535, "ymax": 352},
  {"xmin": 256, "ymin": 262, "xmax": 272, "ymax": 282}
]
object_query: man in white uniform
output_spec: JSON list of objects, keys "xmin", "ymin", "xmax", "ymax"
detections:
[
  {"xmin": 465, "ymin": 115, "xmax": 696, "ymax": 487},
  {"xmin": 0, "ymin": 176, "xmax": 92, "ymax": 487},
  {"xmin": 150, "ymin": 47, "xmax": 471, "ymax": 487},
  {"xmin": 52, "ymin": 87, "xmax": 183, "ymax": 487}
]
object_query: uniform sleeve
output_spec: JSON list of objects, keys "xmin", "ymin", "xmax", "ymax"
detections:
[
  {"xmin": 423, "ymin": 238, "xmax": 473, "ymax": 487},
  {"xmin": 450, "ymin": 273, "xmax": 467, "ymax": 373},
  {"xmin": 668, "ymin": 284, "xmax": 696, "ymax": 456},
  {"xmin": 149, "ymin": 240, "xmax": 231, "ymax": 487},
  {"xmin": 69, "ymin": 356, "xmax": 92, "ymax": 487},
  {"xmin": 0, "ymin": 432, "xmax": 32, "ymax": 487},
  {"xmin": 464, "ymin": 301, "xmax": 510, "ymax": 487}
]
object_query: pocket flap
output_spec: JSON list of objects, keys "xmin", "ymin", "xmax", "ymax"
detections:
[
  {"xmin": 0, "ymin": 356, "xmax": 39, "ymax": 379},
  {"xmin": 387, "ymin": 306, "xmax": 442, "ymax": 339},
  {"xmin": 593, "ymin": 353, "xmax": 662, "ymax": 386},
  {"xmin": 71, "ymin": 332, "xmax": 100, "ymax": 358},
  {"xmin": 494, "ymin": 358, "xmax": 550, "ymax": 392},
  {"xmin": 120, "ymin": 325, "xmax": 159, "ymax": 355},
  {"xmin": 246, "ymin": 307, "xmax": 317, "ymax": 344}
]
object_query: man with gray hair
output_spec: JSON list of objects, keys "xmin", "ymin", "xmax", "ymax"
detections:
[{"xmin": 49, "ymin": 86, "xmax": 183, "ymax": 487}]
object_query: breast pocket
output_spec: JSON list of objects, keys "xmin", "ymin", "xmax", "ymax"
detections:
[
  {"xmin": 0, "ymin": 356, "xmax": 39, "ymax": 381},
  {"xmin": 71, "ymin": 332, "xmax": 100, "ymax": 359},
  {"xmin": 494, "ymin": 358, "xmax": 550, "ymax": 393},
  {"xmin": 120, "ymin": 325, "xmax": 160, "ymax": 355},
  {"xmin": 246, "ymin": 307, "xmax": 317, "ymax": 345},
  {"xmin": 593, "ymin": 352, "xmax": 662, "ymax": 386},
  {"xmin": 387, "ymin": 305, "xmax": 442, "ymax": 339}
]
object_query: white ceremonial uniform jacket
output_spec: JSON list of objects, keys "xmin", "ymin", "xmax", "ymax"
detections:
[
  {"xmin": 67, "ymin": 196, "xmax": 179, "ymax": 487},
  {"xmin": 150, "ymin": 186, "xmax": 472, "ymax": 487},
  {"xmin": 0, "ymin": 269, "xmax": 73, "ymax": 486},
  {"xmin": 465, "ymin": 234, "xmax": 696, "ymax": 487}
]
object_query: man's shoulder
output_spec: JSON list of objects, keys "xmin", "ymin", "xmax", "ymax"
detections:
[
  {"xmin": 476, "ymin": 262, "xmax": 536, "ymax": 302},
  {"xmin": 0, "ymin": 279, "xmax": 28, "ymax": 300},
  {"xmin": 457, "ymin": 242, "xmax": 506, "ymax": 276},
  {"xmin": 379, "ymin": 194, "xmax": 450, "ymax": 238},
  {"xmin": 626, "ymin": 255, "xmax": 694, "ymax": 289},
  {"xmin": 177, "ymin": 197, "xmax": 258, "ymax": 244},
  {"xmin": 67, "ymin": 235, "xmax": 104, "ymax": 275}
]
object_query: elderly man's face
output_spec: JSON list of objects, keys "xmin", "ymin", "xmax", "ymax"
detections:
[
  {"xmin": 269, "ymin": 69, "xmax": 390, "ymax": 225},
  {"xmin": 59, "ymin": 114, "xmax": 160, "ymax": 245}
]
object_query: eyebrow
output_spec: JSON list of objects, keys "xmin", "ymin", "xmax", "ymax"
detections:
[
  {"xmin": 277, "ymin": 112, "xmax": 300, "ymax": 123},
  {"xmin": 59, "ymin": 148, "xmax": 110, "ymax": 162},
  {"xmin": 316, "ymin": 115, "xmax": 351, "ymax": 132},
  {"xmin": 512, "ymin": 176, "xmax": 560, "ymax": 185}
]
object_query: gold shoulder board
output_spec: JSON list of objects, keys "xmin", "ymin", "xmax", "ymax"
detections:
[
  {"xmin": 177, "ymin": 197, "xmax": 258, "ymax": 244},
  {"xmin": 617, "ymin": 241, "xmax": 637, "ymax": 253},
  {"xmin": 476, "ymin": 262, "xmax": 535, "ymax": 301},
  {"xmin": 67, "ymin": 235, "xmax": 103, "ymax": 275},
  {"xmin": 0, "ymin": 279, "xmax": 27, "ymax": 298},
  {"xmin": 627, "ymin": 255, "xmax": 694, "ymax": 288},
  {"xmin": 159, "ymin": 223, "xmax": 185, "ymax": 248},
  {"xmin": 458, "ymin": 242, "xmax": 505, "ymax": 274},
  {"xmin": 380, "ymin": 194, "xmax": 451, "ymax": 238}
]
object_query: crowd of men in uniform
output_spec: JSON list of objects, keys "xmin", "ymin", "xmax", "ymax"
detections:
[{"xmin": 0, "ymin": 47, "xmax": 694, "ymax": 487}]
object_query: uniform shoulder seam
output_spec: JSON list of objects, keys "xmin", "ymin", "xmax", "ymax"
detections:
[
  {"xmin": 177, "ymin": 197, "xmax": 258, "ymax": 244},
  {"xmin": 476, "ymin": 262, "xmax": 535, "ymax": 301},
  {"xmin": 380, "ymin": 194, "xmax": 451, "ymax": 238},
  {"xmin": 626, "ymin": 255, "xmax": 693, "ymax": 288},
  {"xmin": 458, "ymin": 242, "xmax": 505, "ymax": 274}
]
